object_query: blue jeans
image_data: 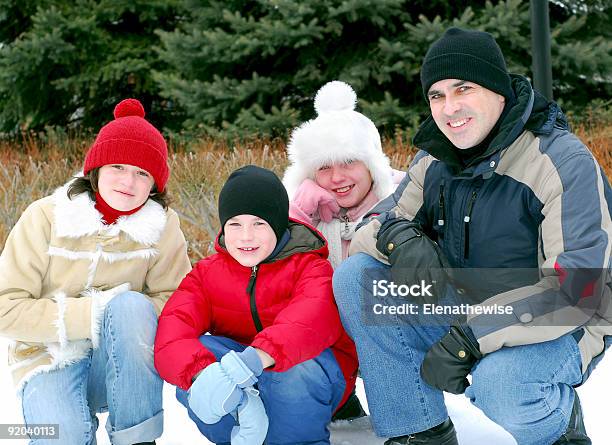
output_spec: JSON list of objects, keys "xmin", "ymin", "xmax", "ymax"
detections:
[
  {"xmin": 333, "ymin": 253, "xmax": 584, "ymax": 445},
  {"xmin": 20, "ymin": 291, "xmax": 163, "ymax": 445},
  {"xmin": 176, "ymin": 335, "xmax": 346, "ymax": 445}
]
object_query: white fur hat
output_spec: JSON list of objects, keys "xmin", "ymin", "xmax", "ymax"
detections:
[{"xmin": 283, "ymin": 81, "xmax": 394, "ymax": 200}]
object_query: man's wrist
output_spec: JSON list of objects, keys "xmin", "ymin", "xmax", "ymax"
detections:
[
  {"xmin": 376, "ymin": 219, "xmax": 424, "ymax": 257},
  {"xmin": 451, "ymin": 322, "xmax": 482, "ymax": 359}
]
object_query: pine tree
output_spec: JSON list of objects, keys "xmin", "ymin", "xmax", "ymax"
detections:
[
  {"xmin": 0, "ymin": 0, "xmax": 185, "ymax": 133},
  {"xmin": 1, "ymin": 0, "xmax": 609, "ymax": 137},
  {"xmin": 155, "ymin": 0, "xmax": 610, "ymax": 138},
  {"xmin": 154, "ymin": 0, "xmax": 413, "ymax": 138}
]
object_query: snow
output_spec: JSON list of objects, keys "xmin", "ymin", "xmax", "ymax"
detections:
[{"xmin": 1, "ymin": 337, "xmax": 610, "ymax": 444}]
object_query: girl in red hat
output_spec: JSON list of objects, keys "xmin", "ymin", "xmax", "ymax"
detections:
[{"xmin": 0, "ymin": 99, "xmax": 191, "ymax": 445}]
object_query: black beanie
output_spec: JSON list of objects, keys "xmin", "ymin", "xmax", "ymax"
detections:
[
  {"xmin": 420, "ymin": 27, "xmax": 513, "ymax": 101},
  {"xmin": 218, "ymin": 165, "xmax": 289, "ymax": 242}
]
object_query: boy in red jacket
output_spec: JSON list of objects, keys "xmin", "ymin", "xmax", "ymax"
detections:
[{"xmin": 154, "ymin": 165, "xmax": 358, "ymax": 445}]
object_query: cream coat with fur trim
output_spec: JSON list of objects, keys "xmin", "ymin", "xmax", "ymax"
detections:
[{"xmin": 0, "ymin": 182, "xmax": 191, "ymax": 390}]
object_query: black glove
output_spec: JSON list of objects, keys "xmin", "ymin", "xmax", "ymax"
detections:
[
  {"xmin": 420, "ymin": 321, "xmax": 482, "ymax": 394},
  {"xmin": 376, "ymin": 219, "xmax": 451, "ymax": 304}
]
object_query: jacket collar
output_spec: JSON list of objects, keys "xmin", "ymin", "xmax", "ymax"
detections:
[
  {"xmin": 346, "ymin": 188, "xmax": 380, "ymax": 222},
  {"xmin": 52, "ymin": 179, "xmax": 167, "ymax": 246}
]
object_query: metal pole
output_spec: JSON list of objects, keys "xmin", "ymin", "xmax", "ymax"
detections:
[{"xmin": 530, "ymin": 0, "xmax": 554, "ymax": 100}]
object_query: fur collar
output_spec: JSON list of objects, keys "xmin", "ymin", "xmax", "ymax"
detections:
[{"xmin": 52, "ymin": 180, "xmax": 167, "ymax": 246}]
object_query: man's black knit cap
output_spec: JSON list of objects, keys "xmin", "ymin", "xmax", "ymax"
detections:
[
  {"xmin": 218, "ymin": 165, "xmax": 289, "ymax": 242},
  {"xmin": 420, "ymin": 27, "xmax": 513, "ymax": 101}
]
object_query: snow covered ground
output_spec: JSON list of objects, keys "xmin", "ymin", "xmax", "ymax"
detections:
[{"xmin": 0, "ymin": 337, "xmax": 609, "ymax": 444}]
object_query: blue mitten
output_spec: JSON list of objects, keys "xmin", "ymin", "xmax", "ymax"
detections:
[
  {"xmin": 188, "ymin": 347, "xmax": 263, "ymax": 424},
  {"xmin": 188, "ymin": 362, "xmax": 243, "ymax": 424},
  {"xmin": 220, "ymin": 347, "xmax": 263, "ymax": 388},
  {"xmin": 230, "ymin": 387, "xmax": 269, "ymax": 445}
]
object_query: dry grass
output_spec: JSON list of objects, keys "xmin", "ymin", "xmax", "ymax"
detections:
[{"xmin": 0, "ymin": 125, "xmax": 609, "ymax": 260}]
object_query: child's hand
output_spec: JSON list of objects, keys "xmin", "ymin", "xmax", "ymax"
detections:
[
  {"xmin": 188, "ymin": 348, "xmax": 263, "ymax": 424},
  {"xmin": 293, "ymin": 178, "xmax": 340, "ymax": 223},
  {"xmin": 230, "ymin": 388, "xmax": 269, "ymax": 445},
  {"xmin": 188, "ymin": 361, "xmax": 245, "ymax": 424}
]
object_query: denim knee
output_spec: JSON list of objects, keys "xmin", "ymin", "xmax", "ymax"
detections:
[
  {"xmin": 105, "ymin": 291, "xmax": 156, "ymax": 331},
  {"xmin": 469, "ymin": 353, "xmax": 568, "ymax": 429},
  {"xmin": 261, "ymin": 355, "xmax": 342, "ymax": 402},
  {"xmin": 333, "ymin": 253, "xmax": 387, "ymax": 318},
  {"xmin": 258, "ymin": 351, "xmax": 344, "ymax": 444},
  {"xmin": 103, "ymin": 291, "xmax": 157, "ymax": 361},
  {"xmin": 107, "ymin": 291, "xmax": 156, "ymax": 318},
  {"xmin": 197, "ymin": 335, "xmax": 245, "ymax": 360},
  {"xmin": 333, "ymin": 253, "xmax": 379, "ymax": 289}
]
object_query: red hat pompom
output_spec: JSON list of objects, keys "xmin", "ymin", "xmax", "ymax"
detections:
[{"xmin": 113, "ymin": 98, "xmax": 145, "ymax": 119}]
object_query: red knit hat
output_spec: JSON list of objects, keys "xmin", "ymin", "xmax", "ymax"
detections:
[{"xmin": 83, "ymin": 98, "xmax": 169, "ymax": 192}]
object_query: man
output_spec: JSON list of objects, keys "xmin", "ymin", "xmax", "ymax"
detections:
[{"xmin": 333, "ymin": 27, "xmax": 611, "ymax": 445}]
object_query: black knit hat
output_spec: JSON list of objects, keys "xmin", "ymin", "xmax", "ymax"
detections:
[
  {"xmin": 420, "ymin": 27, "xmax": 513, "ymax": 101},
  {"xmin": 218, "ymin": 165, "xmax": 289, "ymax": 242}
]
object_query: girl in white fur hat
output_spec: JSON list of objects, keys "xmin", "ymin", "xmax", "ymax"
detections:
[
  {"xmin": 283, "ymin": 80, "xmax": 405, "ymax": 271},
  {"xmin": 283, "ymin": 81, "xmax": 404, "ymax": 422}
]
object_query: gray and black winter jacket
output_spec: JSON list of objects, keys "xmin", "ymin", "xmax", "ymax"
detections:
[{"xmin": 350, "ymin": 75, "xmax": 612, "ymax": 377}]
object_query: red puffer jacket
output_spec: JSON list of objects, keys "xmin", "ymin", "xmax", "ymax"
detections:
[{"xmin": 154, "ymin": 219, "xmax": 358, "ymax": 408}]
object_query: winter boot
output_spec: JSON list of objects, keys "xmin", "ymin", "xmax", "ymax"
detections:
[
  {"xmin": 332, "ymin": 390, "xmax": 367, "ymax": 422},
  {"xmin": 553, "ymin": 393, "xmax": 592, "ymax": 445},
  {"xmin": 383, "ymin": 418, "xmax": 458, "ymax": 445}
]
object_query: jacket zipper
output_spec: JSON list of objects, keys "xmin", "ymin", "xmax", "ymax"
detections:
[
  {"xmin": 437, "ymin": 181, "xmax": 447, "ymax": 241},
  {"xmin": 438, "ymin": 182, "xmax": 446, "ymax": 227},
  {"xmin": 246, "ymin": 265, "xmax": 264, "ymax": 332},
  {"xmin": 463, "ymin": 190, "xmax": 478, "ymax": 259},
  {"xmin": 340, "ymin": 211, "xmax": 350, "ymax": 237}
]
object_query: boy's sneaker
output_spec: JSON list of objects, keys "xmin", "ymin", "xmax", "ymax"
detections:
[{"xmin": 332, "ymin": 390, "xmax": 367, "ymax": 422}]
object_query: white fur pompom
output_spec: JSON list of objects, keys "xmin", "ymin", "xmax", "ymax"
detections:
[{"xmin": 314, "ymin": 81, "xmax": 357, "ymax": 115}]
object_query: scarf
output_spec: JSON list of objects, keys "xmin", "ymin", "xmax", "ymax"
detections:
[
  {"xmin": 317, "ymin": 189, "xmax": 380, "ymax": 269},
  {"xmin": 94, "ymin": 192, "xmax": 144, "ymax": 225}
]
